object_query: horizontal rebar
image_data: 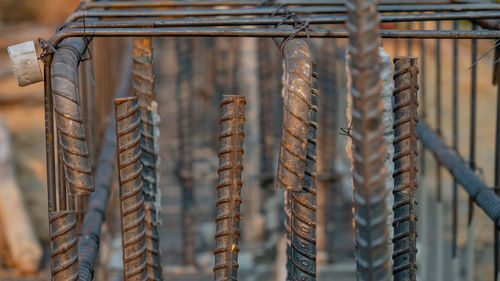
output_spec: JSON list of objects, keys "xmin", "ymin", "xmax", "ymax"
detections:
[
  {"xmin": 418, "ymin": 121, "xmax": 500, "ymax": 228},
  {"xmin": 67, "ymin": 3, "xmax": 500, "ymax": 22},
  {"xmin": 49, "ymin": 28, "xmax": 500, "ymax": 47},
  {"xmin": 66, "ymin": 11, "xmax": 500, "ymax": 29}
]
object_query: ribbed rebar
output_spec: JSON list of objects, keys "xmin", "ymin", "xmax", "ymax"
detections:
[
  {"xmin": 287, "ymin": 69, "xmax": 318, "ymax": 281},
  {"xmin": 49, "ymin": 211, "xmax": 78, "ymax": 281},
  {"xmin": 277, "ymin": 39, "xmax": 313, "ymax": 192},
  {"xmin": 392, "ymin": 57, "xmax": 419, "ymax": 281},
  {"xmin": 213, "ymin": 95, "xmax": 246, "ymax": 281},
  {"xmin": 51, "ymin": 38, "xmax": 94, "ymax": 196},
  {"xmin": 132, "ymin": 37, "xmax": 163, "ymax": 280},
  {"xmin": 346, "ymin": 0, "xmax": 391, "ymax": 280},
  {"xmin": 115, "ymin": 96, "xmax": 147, "ymax": 281}
]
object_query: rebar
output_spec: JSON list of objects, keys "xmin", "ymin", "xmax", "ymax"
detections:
[
  {"xmin": 346, "ymin": 0, "xmax": 391, "ymax": 280},
  {"xmin": 44, "ymin": 62, "xmax": 56, "ymax": 213},
  {"xmin": 287, "ymin": 69, "xmax": 318, "ymax": 281},
  {"xmin": 213, "ymin": 95, "xmax": 246, "ymax": 281},
  {"xmin": 176, "ymin": 37, "xmax": 196, "ymax": 266},
  {"xmin": 49, "ymin": 211, "xmax": 78, "ymax": 281},
  {"xmin": 115, "ymin": 96, "xmax": 147, "ymax": 281},
  {"xmin": 277, "ymin": 38, "xmax": 313, "ymax": 192},
  {"xmin": 51, "ymin": 38, "xmax": 94, "ymax": 196},
  {"xmin": 132, "ymin": 37, "xmax": 163, "ymax": 280},
  {"xmin": 392, "ymin": 56, "xmax": 419, "ymax": 281}
]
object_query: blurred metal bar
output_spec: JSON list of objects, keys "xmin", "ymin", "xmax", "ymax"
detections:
[
  {"xmin": 347, "ymin": 0, "xmax": 391, "ymax": 279},
  {"xmin": 418, "ymin": 121, "xmax": 500, "ymax": 229},
  {"xmin": 452, "ymin": 19, "xmax": 459, "ymax": 262},
  {"xmin": 495, "ymin": 57, "xmax": 500, "ymax": 281},
  {"xmin": 392, "ymin": 56, "xmax": 419, "ymax": 281},
  {"xmin": 213, "ymin": 95, "xmax": 246, "ymax": 281},
  {"xmin": 66, "ymin": 11, "xmax": 500, "ymax": 29}
]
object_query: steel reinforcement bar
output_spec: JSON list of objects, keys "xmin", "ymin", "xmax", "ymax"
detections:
[
  {"xmin": 418, "ymin": 121, "xmax": 500, "ymax": 229},
  {"xmin": 50, "ymin": 211, "xmax": 78, "ymax": 281},
  {"xmin": 132, "ymin": 37, "xmax": 163, "ymax": 280},
  {"xmin": 287, "ymin": 69, "xmax": 318, "ymax": 281},
  {"xmin": 276, "ymin": 38, "xmax": 313, "ymax": 192},
  {"xmin": 347, "ymin": 0, "xmax": 391, "ymax": 280},
  {"xmin": 115, "ymin": 96, "xmax": 148, "ymax": 281},
  {"xmin": 213, "ymin": 95, "xmax": 246, "ymax": 281},
  {"xmin": 392, "ymin": 56, "xmax": 419, "ymax": 281}
]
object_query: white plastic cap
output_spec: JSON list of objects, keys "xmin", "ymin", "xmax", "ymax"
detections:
[{"xmin": 7, "ymin": 41, "xmax": 43, "ymax": 87}]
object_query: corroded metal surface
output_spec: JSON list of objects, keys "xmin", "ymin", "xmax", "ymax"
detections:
[
  {"xmin": 277, "ymin": 39, "xmax": 313, "ymax": 192},
  {"xmin": 51, "ymin": 38, "xmax": 94, "ymax": 196},
  {"xmin": 287, "ymin": 70, "xmax": 318, "ymax": 281},
  {"xmin": 392, "ymin": 56, "xmax": 419, "ymax": 281},
  {"xmin": 346, "ymin": 0, "xmax": 391, "ymax": 280},
  {"xmin": 50, "ymin": 211, "xmax": 78, "ymax": 281},
  {"xmin": 132, "ymin": 37, "xmax": 163, "ymax": 280},
  {"xmin": 115, "ymin": 96, "xmax": 147, "ymax": 281},
  {"xmin": 213, "ymin": 95, "xmax": 246, "ymax": 281}
]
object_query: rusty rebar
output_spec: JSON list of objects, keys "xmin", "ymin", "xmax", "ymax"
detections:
[
  {"xmin": 346, "ymin": 0, "xmax": 391, "ymax": 280},
  {"xmin": 115, "ymin": 96, "xmax": 147, "ymax": 281},
  {"xmin": 287, "ymin": 69, "xmax": 318, "ymax": 281},
  {"xmin": 213, "ymin": 95, "xmax": 246, "ymax": 281},
  {"xmin": 277, "ymin": 38, "xmax": 313, "ymax": 192},
  {"xmin": 49, "ymin": 211, "xmax": 78, "ymax": 281},
  {"xmin": 51, "ymin": 38, "xmax": 94, "ymax": 196},
  {"xmin": 132, "ymin": 37, "xmax": 163, "ymax": 280},
  {"xmin": 392, "ymin": 56, "xmax": 419, "ymax": 281}
]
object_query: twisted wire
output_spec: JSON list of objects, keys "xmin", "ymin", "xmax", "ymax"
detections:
[
  {"xmin": 346, "ymin": 0, "xmax": 391, "ymax": 280},
  {"xmin": 287, "ymin": 69, "xmax": 318, "ymax": 281},
  {"xmin": 392, "ymin": 57, "xmax": 419, "ymax": 281},
  {"xmin": 115, "ymin": 97, "xmax": 147, "ymax": 281},
  {"xmin": 213, "ymin": 95, "xmax": 246, "ymax": 281},
  {"xmin": 132, "ymin": 37, "xmax": 163, "ymax": 280},
  {"xmin": 51, "ymin": 42, "xmax": 94, "ymax": 195},
  {"xmin": 49, "ymin": 211, "xmax": 78, "ymax": 281},
  {"xmin": 277, "ymin": 38, "xmax": 313, "ymax": 192}
]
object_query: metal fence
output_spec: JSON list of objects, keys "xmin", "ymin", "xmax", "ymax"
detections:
[{"xmin": 12, "ymin": 0, "xmax": 500, "ymax": 280}]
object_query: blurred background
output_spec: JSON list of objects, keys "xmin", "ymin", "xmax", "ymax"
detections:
[{"xmin": 0, "ymin": 1, "xmax": 499, "ymax": 281}]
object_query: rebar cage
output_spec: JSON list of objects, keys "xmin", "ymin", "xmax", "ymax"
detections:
[{"xmin": 28, "ymin": 0, "xmax": 500, "ymax": 280}]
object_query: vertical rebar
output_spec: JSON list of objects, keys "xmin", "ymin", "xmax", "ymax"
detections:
[
  {"xmin": 213, "ymin": 95, "xmax": 246, "ymax": 281},
  {"xmin": 346, "ymin": 0, "xmax": 391, "ymax": 280},
  {"xmin": 115, "ymin": 96, "xmax": 147, "ymax": 281},
  {"xmin": 44, "ymin": 62, "xmax": 56, "ymax": 213},
  {"xmin": 176, "ymin": 38, "xmax": 196, "ymax": 266},
  {"xmin": 466, "ymin": 23, "xmax": 478, "ymax": 281},
  {"xmin": 495, "ymin": 50, "xmax": 500, "ymax": 281},
  {"xmin": 419, "ymin": 21, "xmax": 426, "ymax": 176},
  {"xmin": 451, "ymin": 21, "xmax": 459, "ymax": 281},
  {"xmin": 277, "ymin": 38, "xmax": 313, "ymax": 192},
  {"xmin": 287, "ymin": 69, "xmax": 318, "ymax": 281},
  {"xmin": 133, "ymin": 37, "xmax": 163, "ymax": 280},
  {"xmin": 435, "ymin": 21, "xmax": 444, "ymax": 281},
  {"xmin": 49, "ymin": 211, "xmax": 78, "ymax": 281},
  {"xmin": 392, "ymin": 56, "xmax": 419, "ymax": 281}
]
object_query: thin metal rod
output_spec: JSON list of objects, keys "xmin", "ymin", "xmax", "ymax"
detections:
[
  {"xmin": 67, "ymin": 3, "xmax": 500, "ymax": 22},
  {"xmin": 44, "ymin": 62, "xmax": 57, "ymax": 213},
  {"xmin": 452, "ymin": 20, "xmax": 459, "ymax": 260},
  {"xmin": 49, "ymin": 28, "xmax": 500, "ymax": 47},
  {"xmin": 420, "ymin": 21, "xmax": 426, "ymax": 176},
  {"xmin": 495, "ymin": 51, "xmax": 500, "ymax": 281},
  {"xmin": 66, "ymin": 11, "xmax": 500, "ymax": 29}
]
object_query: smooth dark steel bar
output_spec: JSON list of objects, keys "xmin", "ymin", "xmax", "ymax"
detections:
[
  {"xmin": 49, "ymin": 28, "xmax": 500, "ymax": 47},
  {"xmin": 287, "ymin": 70, "xmax": 318, "ymax": 281},
  {"xmin": 44, "ymin": 62, "xmax": 57, "ymax": 213},
  {"xmin": 392, "ymin": 56, "xmax": 419, "ymax": 281},
  {"xmin": 50, "ymin": 211, "xmax": 78, "ymax": 281},
  {"xmin": 213, "ymin": 95, "xmax": 246, "ymax": 281},
  {"xmin": 66, "ymin": 12, "xmax": 500, "ymax": 29},
  {"xmin": 115, "ymin": 96, "xmax": 147, "ymax": 281},
  {"xmin": 132, "ymin": 37, "xmax": 163, "ymax": 281},
  {"xmin": 347, "ymin": 0, "xmax": 391, "ymax": 279},
  {"xmin": 67, "ymin": 3, "xmax": 500, "ymax": 22},
  {"xmin": 276, "ymin": 38, "xmax": 313, "ymax": 192},
  {"xmin": 418, "ymin": 121, "xmax": 500, "ymax": 229},
  {"xmin": 436, "ymin": 21, "xmax": 442, "ymax": 203},
  {"xmin": 495, "ymin": 55, "xmax": 500, "ymax": 281},
  {"xmin": 452, "ymin": 20, "xmax": 459, "ymax": 260}
]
